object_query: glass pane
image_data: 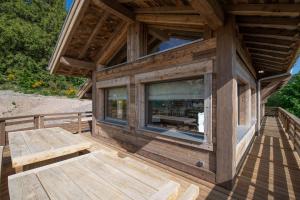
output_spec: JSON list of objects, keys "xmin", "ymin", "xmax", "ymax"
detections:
[
  {"xmin": 106, "ymin": 87, "xmax": 127, "ymax": 121},
  {"xmin": 146, "ymin": 78, "xmax": 205, "ymax": 134}
]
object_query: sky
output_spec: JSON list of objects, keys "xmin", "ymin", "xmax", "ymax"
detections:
[
  {"xmin": 65, "ymin": 0, "xmax": 73, "ymax": 11},
  {"xmin": 64, "ymin": 0, "xmax": 300, "ymax": 74}
]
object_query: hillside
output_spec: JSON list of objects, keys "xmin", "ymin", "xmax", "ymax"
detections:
[
  {"xmin": 0, "ymin": 90, "xmax": 91, "ymax": 118},
  {"xmin": 0, "ymin": 0, "xmax": 85, "ymax": 97},
  {"xmin": 267, "ymin": 72, "xmax": 300, "ymax": 117}
]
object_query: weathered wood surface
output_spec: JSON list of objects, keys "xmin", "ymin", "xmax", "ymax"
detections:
[
  {"xmin": 8, "ymin": 127, "xmax": 92, "ymax": 170},
  {"xmin": 8, "ymin": 149, "xmax": 199, "ymax": 200},
  {"xmin": 0, "ymin": 112, "xmax": 92, "ymax": 146}
]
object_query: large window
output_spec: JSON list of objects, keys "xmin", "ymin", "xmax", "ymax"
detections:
[
  {"xmin": 145, "ymin": 78, "xmax": 205, "ymax": 135},
  {"xmin": 105, "ymin": 86, "xmax": 127, "ymax": 123}
]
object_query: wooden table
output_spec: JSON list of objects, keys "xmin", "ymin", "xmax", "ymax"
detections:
[
  {"xmin": 8, "ymin": 127, "xmax": 92, "ymax": 172},
  {"xmin": 8, "ymin": 149, "xmax": 199, "ymax": 200}
]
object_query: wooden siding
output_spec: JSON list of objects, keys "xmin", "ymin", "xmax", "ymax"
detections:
[{"xmin": 94, "ymin": 39, "xmax": 217, "ymax": 183}]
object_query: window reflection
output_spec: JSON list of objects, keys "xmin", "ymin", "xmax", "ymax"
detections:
[
  {"xmin": 146, "ymin": 78, "xmax": 205, "ymax": 134},
  {"xmin": 106, "ymin": 87, "xmax": 127, "ymax": 121}
]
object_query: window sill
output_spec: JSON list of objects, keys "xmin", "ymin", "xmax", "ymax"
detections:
[
  {"xmin": 97, "ymin": 120, "xmax": 129, "ymax": 131},
  {"xmin": 137, "ymin": 127, "xmax": 213, "ymax": 151}
]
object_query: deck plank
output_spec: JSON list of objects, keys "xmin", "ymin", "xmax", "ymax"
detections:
[
  {"xmin": 8, "ymin": 174, "xmax": 49, "ymax": 200},
  {"xmin": 36, "ymin": 167, "xmax": 92, "ymax": 200},
  {"xmin": 80, "ymin": 155, "xmax": 157, "ymax": 200}
]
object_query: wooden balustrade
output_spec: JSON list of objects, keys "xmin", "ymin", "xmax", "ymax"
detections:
[
  {"xmin": 0, "ymin": 111, "xmax": 92, "ymax": 146},
  {"xmin": 277, "ymin": 107, "xmax": 300, "ymax": 157}
]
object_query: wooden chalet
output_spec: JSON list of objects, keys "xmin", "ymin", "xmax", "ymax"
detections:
[{"xmin": 48, "ymin": 0, "xmax": 300, "ymax": 188}]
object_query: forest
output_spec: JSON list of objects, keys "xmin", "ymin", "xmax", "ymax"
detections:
[
  {"xmin": 267, "ymin": 72, "xmax": 300, "ymax": 118},
  {"xmin": 0, "ymin": 0, "xmax": 85, "ymax": 97}
]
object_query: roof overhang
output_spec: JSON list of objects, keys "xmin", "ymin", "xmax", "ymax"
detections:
[{"xmin": 48, "ymin": 0, "xmax": 300, "ymax": 79}]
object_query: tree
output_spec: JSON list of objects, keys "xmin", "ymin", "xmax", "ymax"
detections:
[
  {"xmin": 267, "ymin": 72, "xmax": 300, "ymax": 117},
  {"xmin": 0, "ymin": 0, "xmax": 85, "ymax": 97}
]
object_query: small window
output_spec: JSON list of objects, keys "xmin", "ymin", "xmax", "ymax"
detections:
[
  {"xmin": 105, "ymin": 86, "xmax": 127, "ymax": 123},
  {"xmin": 145, "ymin": 77, "xmax": 205, "ymax": 135}
]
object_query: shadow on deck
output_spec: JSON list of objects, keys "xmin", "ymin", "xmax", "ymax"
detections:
[
  {"xmin": 1, "ymin": 116, "xmax": 299, "ymax": 199},
  {"xmin": 204, "ymin": 116, "xmax": 300, "ymax": 199}
]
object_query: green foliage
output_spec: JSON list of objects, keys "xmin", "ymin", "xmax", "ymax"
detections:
[
  {"xmin": 0, "ymin": 0, "xmax": 85, "ymax": 97},
  {"xmin": 267, "ymin": 72, "xmax": 300, "ymax": 117}
]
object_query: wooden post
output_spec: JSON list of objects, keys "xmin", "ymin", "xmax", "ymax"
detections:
[
  {"xmin": 0, "ymin": 120, "xmax": 5, "ymax": 146},
  {"xmin": 34, "ymin": 115, "xmax": 40, "ymax": 129},
  {"xmin": 78, "ymin": 113, "xmax": 82, "ymax": 134},
  {"xmin": 127, "ymin": 22, "xmax": 147, "ymax": 62},
  {"xmin": 215, "ymin": 15, "xmax": 237, "ymax": 188},
  {"xmin": 92, "ymin": 71, "xmax": 97, "ymax": 135}
]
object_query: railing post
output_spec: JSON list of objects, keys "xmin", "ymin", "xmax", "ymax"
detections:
[
  {"xmin": 78, "ymin": 113, "xmax": 82, "ymax": 134},
  {"xmin": 0, "ymin": 120, "xmax": 5, "ymax": 146},
  {"xmin": 34, "ymin": 115, "xmax": 40, "ymax": 129}
]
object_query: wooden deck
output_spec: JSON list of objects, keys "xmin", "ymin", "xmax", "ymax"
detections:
[{"xmin": 1, "ymin": 116, "xmax": 299, "ymax": 199}]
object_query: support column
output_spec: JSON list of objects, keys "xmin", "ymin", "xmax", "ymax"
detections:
[
  {"xmin": 256, "ymin": 81, "xmax": 261, "ymax": 133},
  {"xmin": 215, "ymin": 16, "xmax": 237, "ymax": 188},
  {"xmin": 92, "ymin": 71, "xmax": 97, "ymax": 135},
  {"xmin": 127, "ymin": 22, "xmax": 148, "ymax": 130}
]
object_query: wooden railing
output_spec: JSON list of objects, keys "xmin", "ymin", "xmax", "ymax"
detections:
[
  {"xmin": 278, "ymin": 107, "xmax": 300, "ymax": 156},
  {"xmin": 0, "ymin": 111, "xmax": 92, "ymax": 146}
]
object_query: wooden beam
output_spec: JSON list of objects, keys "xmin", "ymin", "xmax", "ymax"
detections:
[
  {"xmin": 247, "ymin": 47, "xmax": 291, "ymax": 55},
  {"xmin": 251, "ymin": 53, "xmax": 290, "ymax": 62},
  {"xmin": 252, "ymin": 58, "xmax": 289, "ymax": 66},
  {"xmin": 95, "ymin": 22, "xmax": 129, "ymax": 65},
  {"xmin": 241, "ymin": 32, "xmax": 298, "ymax": 41},
  {"xmin": 237, "ymin": 16, "xmax": 299, "ymax": 30},
  {"xmin": 226, "ymin": 4, "xmax": 300, "ymax": 17},
  {"xmin": 60, "ymin": 56, "xmax": 96, "ymax": 70},
  {"xmin": 148, "ymin": 24, "xmax": 204, "ymax": 33},
  {"xmin": 136, "ymin": 14, "xmax": 205, "ymax": 26},
  {"xmin": 243, "ymin": 35, "xmax": 295, "ymax": 47},
  {"xmin": 148, "ymin": 28, "xmax": 169, "ymax": 41},
  {"xmin": 248, "ymin": 49, "xmax": 289, "ymax": 58},
  {"xmin": 245, "ymin": 41, "xmax": 292, "ymax": 49},
  {"xmin": 188, "ymin": 0, "xmax": 224, "ymax": 30},
  {"xmin": 127, "ymin": 22, "xmax": 148, "ymax": 62},
  {"xmin": 245, "ymin": 43, "xmax": 291, "ymax": 52},
  {"xmin": 92, "ymin": 0, "xmax": 134, "ymax": 23},
  {"xmin": 135, "ymin": 6, "xmax": 197, "ymax": 14},
  {"xmin": 79, "ymin": 12, "xmax": 109, "ymax": 59}
]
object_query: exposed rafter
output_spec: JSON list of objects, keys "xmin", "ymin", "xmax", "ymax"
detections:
[
  {"xmin": 237, "ymin": 16, "xmax": 299, "ymax": 30},
  {"xmin": 60, "ymin": 56, "xmax": 96, "ymax": 70},
  {"xmin": 136, "ymin": 14, "xmax": 205, "ymax": 26},
  {"xmin": 79, "ymin": 12, "xmax": 109, "ymax": 59},
  {"xmin": 188, "ymin": 0, "xmax": 224, "ymax": 30},
  {"xmin": 92, "ymin": 0, "xmax": 135, "ymax": 23},
  {"xmin": 95, "ymin": 22, "xmax": 129, "ymax": 65},
  {"xmin": 135, "ymin": 6, "xmax": 197, "ymax": 14},
  {"xmin": 226, "ymin": 4, "xmax": 300, "ymax": 17}
]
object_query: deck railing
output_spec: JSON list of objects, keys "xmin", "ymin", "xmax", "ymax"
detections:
[
  {"xmin": 0, "ymin": 111, "xmax": 92, "ymax": 146},
  {"xmin": 277, "ymin": 107, "xmax": 300, "ymax": 156}
]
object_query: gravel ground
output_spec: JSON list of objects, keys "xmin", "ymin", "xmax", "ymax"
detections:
[{"xmin": 0, "ymin": 90, "xmax": 92, "ymax": 118}]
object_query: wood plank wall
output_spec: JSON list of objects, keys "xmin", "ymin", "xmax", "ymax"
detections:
[{"xmin": 94, "ymin": 39, "xmax": 217, "ymax": 183}]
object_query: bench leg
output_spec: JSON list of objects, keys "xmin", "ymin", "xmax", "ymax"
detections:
[{"xmin": 15, "ymin": 166, "xmax": 23, "ymax": 173}]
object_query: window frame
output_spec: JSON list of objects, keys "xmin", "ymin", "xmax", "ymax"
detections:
[
  {"xmin": 135, "ymin": 61, "xmax": 213, "ymax": 147},
  {"xmin": 104, "ymin": 86, "xmax": 128, "ymax": 125},
  {"xmin": 144, "ymin": 77, "xmax": 205, "ymax": 135},
  {"xmin": 96, "ymin": 76, "xmax": 130, "ymax": 127}
]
